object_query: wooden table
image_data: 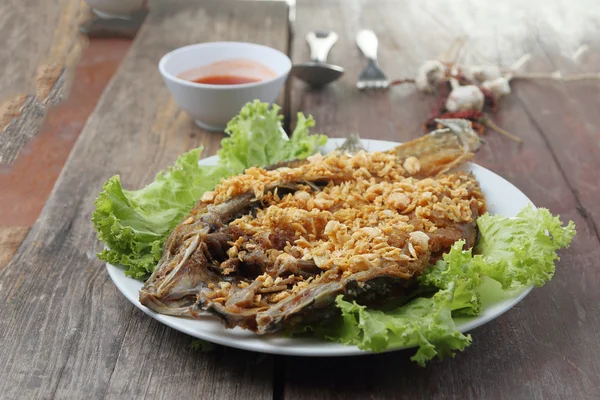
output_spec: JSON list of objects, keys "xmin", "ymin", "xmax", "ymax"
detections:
[{"xmin": 1, "ymin": 0, "xmax": 599, "ymax": 398}]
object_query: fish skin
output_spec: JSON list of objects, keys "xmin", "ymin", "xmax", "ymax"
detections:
[
  {"xmin": 139, "ymin": 193, "xmax": 258, "ymax": 314},
  {"xmin": 254, "ymin": 266, "xmax": 420, "ymax": 334},
  {"xmin": 139, "ymin": 120, "xmax": 484, "ymax": 332},
  {"xmin": 139, "ymin": 185, "xmax": 305, "ymax": 314}
]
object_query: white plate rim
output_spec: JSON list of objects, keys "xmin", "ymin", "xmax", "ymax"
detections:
[{"xmin": 106, "ymin": 138, "xmax": 535, "ymax": 357}]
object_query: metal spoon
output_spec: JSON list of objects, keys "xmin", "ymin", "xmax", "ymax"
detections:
[{"xmin": 291, "ymin": 31, "xmax": 345, "ymax": 87}]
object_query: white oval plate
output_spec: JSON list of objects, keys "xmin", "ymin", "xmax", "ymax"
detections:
[{"xmin": 107, "ymin": 138, "xmax": 534, "ymax": 356}]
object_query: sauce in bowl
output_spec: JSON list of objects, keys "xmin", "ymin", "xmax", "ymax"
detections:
[
  {"xmin": 191, "ymin": 75, "xmax": 262, "ymax": 85},
  {"xmin": 179, "ymin": 58, "xmax": 276, "ymax": 86}
]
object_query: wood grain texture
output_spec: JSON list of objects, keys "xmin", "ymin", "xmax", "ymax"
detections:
[
  {"xmin": 2, "ymin": 0, "xmax": 599, "ymax": 399},
  {"xmin": 0, "ymin": 38, "xmax": 131, "ymax": 230},
  {"xmin": 0, "ymin": 226, "xmax": 29, "ymax": 269},
  {"xmin": 0, "ymin": 0, "xmax": 86, "ymax": 164},
  {"xmin": 285, "ymin": 1, "xmax": 600, "ymax": 399},
  {"xmin": 79, "ymin": 8, "xmax": 148, "ymax": 39},
  {"xmin": 0, "ymin": 70, "xmax": 68, "ymax": 164},
  {"xmin": 0, "ymin": 1, "xmax": 288, "ymax": 398}
]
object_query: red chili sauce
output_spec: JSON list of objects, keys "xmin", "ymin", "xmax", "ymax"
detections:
[
  {"xmin": 179, "ymin": 58, "xmax": 276, "ymax": 85},
  {"xmin": 191, "ymin": 75, "xmax": 262, "ymax": 85}
]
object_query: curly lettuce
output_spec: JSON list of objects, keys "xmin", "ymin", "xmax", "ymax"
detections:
[
  {"xmin": 420, "ymin": 240, "xmax": 483, "ymax": 316},
  {"xmin": 475, "ymin": 205, "xmax": 576, "ymax": 289},
  {"xmin": 420, "ymin": 206, "xmax": 576, "ymax": 298},
  {"xmin": 92, "ymin": 149, "xmax": 228, "ymax": 278},
  {"xmin": 93, "ymin": 101, "xmax": 326, "ymax": 278},
  {"xmin": 330, "ymin": 284, "xmax": 472, "ymax": 366},
  {"xmin": 318, "ymin": 206, "xmax": 574, "ymax": 365},
  {"xmin": 218, "ymin": 100, "xmax": 326, "ymax": 173},
  {"xmin": 93, "ymin": 102, "xmax": 575, "ymax": 366}
]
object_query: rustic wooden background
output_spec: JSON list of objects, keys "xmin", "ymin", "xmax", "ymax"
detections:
[
  {"xmin": 1, "ymin": 0, "xmax": 599, "ymax": 398},
  {"xmin": 0, "ymin": 0, "xmax": 88, "ymax": 164}
]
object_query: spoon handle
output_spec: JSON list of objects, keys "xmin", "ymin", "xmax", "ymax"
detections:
[
  {"xmin": 306, "ymin": 31, "xmax": 339, "ymax": 64},
  {"xmin": 356, "ymin": 29, "xmax": 379, "ymax": 61}
]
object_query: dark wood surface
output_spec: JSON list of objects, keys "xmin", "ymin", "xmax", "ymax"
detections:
[
  {"xmin": 0, "ymin": 69, "xmax": 67, "ymax": 164},
  {"xmin": 0, "ymin": 38, "xmax": 131, "ymax": 271},
  {"xmin": 0, "ymin": 1, "xmax": 287, "ymax": 398},
  {"xmin": 1, "ymin": 0, "xmax": 599, "ymax": 399},
  {"xmin": 286, "ymin": 1, "xmax": 600, "ymax": 399},
  {"xmin": 0, "ymin": 0, "xmax": 86, "ymax": 163}
]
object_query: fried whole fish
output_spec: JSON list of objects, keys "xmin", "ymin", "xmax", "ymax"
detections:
[{"xmin": 139, "ymin": 119, "xmax": 486, "ymax": 333}]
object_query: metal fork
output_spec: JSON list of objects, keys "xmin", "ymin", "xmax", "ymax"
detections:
[{"xmin": 356, "ymin": 29, "xmax": 390, "ymax": 89}]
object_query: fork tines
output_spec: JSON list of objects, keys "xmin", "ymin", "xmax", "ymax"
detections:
[{"xmin": 356, "ymin": 59, "xmax": 390, "ymax": 90}]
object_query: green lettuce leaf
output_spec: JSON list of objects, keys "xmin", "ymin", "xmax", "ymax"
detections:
[
  {"xmin": 326, "ymin": 285, "xmax": 471, "ymax": 366},
  {"xmin": 93, "ymin": 148, "xmax": 228, "ymax": 278},
  {"xmin": 286, "ymin": 112, "xmax": 327, "ymax": 160},
  {"xmin": 420, "ymin": 240, "xmax": 483, "ymax": 316},
  {"xmin": 218, "ymin": 100, "xmax": 327, "ymax": 173},
  {"xmin": 420, "ymin": 207, "xmax": 575, "ymax": 314},
  {"xmin": 475, "ymin": 205, "xmax": 576, "ymax": 289},
  {"xmin": 93, "ymin": 101, "xmax": 326, "ymax": 277},
  {"xmin": 315, "ymin": 206, "xmax": 574, "ymax": 364}
]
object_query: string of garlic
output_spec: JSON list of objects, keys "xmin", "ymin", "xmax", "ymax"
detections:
[
  {"xmin": 478, "ymin": 54, "xmax": 533, "ymax": 98},
  {"xmin": 395, "ymin": 40, "xmax": 597, "ymax": 144},
  {"xmin": 463, "ymin": 65, "xmax": 502, "ymax": 83},
  {"xmin": 415, "ymin": 37, "xmax": 467, "ymax": 92},
  {"xmin": 415, "ymin": 60, "xmax": 447, "ymax": 92},
  {"xmin": 445, "ymin": 71, "xmax": 485, "ymax": 112}
]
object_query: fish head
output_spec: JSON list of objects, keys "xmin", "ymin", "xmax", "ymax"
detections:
[{"xmin": 434, "ymin": 118, "xmax": 482, "ymax": 153}]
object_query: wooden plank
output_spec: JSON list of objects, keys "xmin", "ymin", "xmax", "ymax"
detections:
[
  {"xmin": 0, "ymin": 227, "xmax": 29, "ymax": 269},
  {"xmin": 0, "ymin": 38, "xmax": 132, "ymax": 238},
  {"xmin": 285, "ymin": 1, "xmax": 600, "ymax": 399},
  {"xmin": 0, "ymin": 1, "xmax": 288, "ymax": 398},
  {"xmin": 512, "ymin": 45, "xmax": 600, "ymax": 244},
  {"xmin": 79, "ymin": 8, "xmax": 148, "ymax": 39},
  {"xmin": 104, "ymin": 316, "xmax": 273, "ymax": 399},
  {"xmin": 0, "ymin": 69, "xmax": 68, "ymax": 164},
  {"xmin": 0, "ymin": 0, "xmax": 86, "ymax": 164},
  {"xmin": 289, "ymin": 0, "xmax": 451, "ymax": 141}
]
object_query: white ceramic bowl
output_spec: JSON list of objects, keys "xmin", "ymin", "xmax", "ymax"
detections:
[{"xmin": 159, "ymin": 42, "xmax": 292, "ymax": 131}]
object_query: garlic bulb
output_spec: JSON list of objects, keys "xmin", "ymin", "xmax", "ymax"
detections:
[
  {"xmin": 467, "ymin": 65, "xmax": 502, "ymax": 82},
  {"xmin": 445, "ymin": 84, "xmax": 485, "ymax": 112},
  {"xmin": 415, "ymin": 60, "xmax": 447, "ymax": 92},
  {"xmin": 481, "ymin": 77, "xmax": 511, "ymax": 98}
]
